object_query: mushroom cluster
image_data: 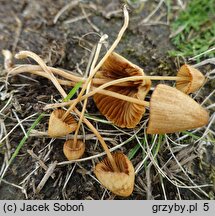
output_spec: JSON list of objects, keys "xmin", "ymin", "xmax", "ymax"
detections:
[
  {"xmin": 12, "ymin": 50, "xmax": 209, "ymax": 197},
  {"xmin": 3, "ymin": 5, "xmax": 209, "ymax": 198},
  {"xmin": 5, "ymin": 50, "xmax": 209, "ymax": 198}
]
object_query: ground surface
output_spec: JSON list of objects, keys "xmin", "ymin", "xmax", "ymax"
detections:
[{"xmin": 0, "ymin": 0, "xmax": 214, "ymax": 200}]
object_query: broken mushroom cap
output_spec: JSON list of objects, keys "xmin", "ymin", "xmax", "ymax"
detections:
[
  {"xmin": 93, "ymin": 52, "xmax": 151, "ymax": 128},
  {"xmin": 176, "ymin": 64, "xmax": 205, "ymax": 94},
  {"xmin": 147, "ymin": 84, "xmax": 209, "ymax": 134},
  {"xmin": 63, "ymin": 139, "xmax": 85, "ymax": 160},
  {"xmin": 94, "ymin": 152, "xmax": 135, "ymax": 197},
  {"xmin": 48, "ymin": 109, "xmax": 77, "ymax": 137}
]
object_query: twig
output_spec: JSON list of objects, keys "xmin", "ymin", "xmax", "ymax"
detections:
[
  {"xmin": 12, "ymin": 109, "xmax": 27, "ymax": 137},
  {"xmin": 139, "ymin": 0, "xmax": 165, "ymax": 24},
  {"xmin": 53, "ymin": 0, "xmax": 80, "ymax": 24},
  {"xmin": 0, "ymin": 178, "xmax": 27, "ymax": 199},
  {"xmin": 64, "ymin": 13, "xmax": 91, "ymax": 24},
  {"xmin": 62, "ymin": 163, "xmax": 77, "ymax": 192},
  {"xmin": 0, "ymin": 113, "xmax": 38, "ymax": 144},
  {"xmin": 80, "ymin": 4, "xmax": 100, "ymax": 32},
  {"xmin": 27, "ymin": 149, "xmax": 55, "ymax": 179},
  {"xmin": 36, "ymin": 161, "xmax": 57, "ymax": 193},
  {"xmin": 189, "ymin": 47, "xmax": 215, "ymax": 61}
]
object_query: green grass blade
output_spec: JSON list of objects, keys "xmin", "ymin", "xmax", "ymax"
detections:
[
  {"xmin": 63, "ymin": 81, "xmax": 82, "ymax": 102},
  {"xmin": 182, "ymin": 131, "xmax": 215, "ymax": 143},
  {"xmin": 153, "ymin": 134, "xmax": 163, "ymax": 157},
  {"xmin": 128, "ymin": 143, "xmax": 141, "ymax": 160},
  {"xmin": 8, "ymin": 113, "xmax": 44, "ymax": 165}
]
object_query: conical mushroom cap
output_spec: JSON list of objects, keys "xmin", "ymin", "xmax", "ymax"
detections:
[
  {"xmin": 94, "ymin": 152, "xmax": 135, "ymax": 197},
  {"xmin": 93, "ymin": 52, "xmax": 151, "ymax": 128},
  {"xmin": 147, "ymin": 84, "xmax": 209, "ymax": 134},
  {"xmin": 63, "ymin": 139, "xmax": 85, "ymax": 160},
  {"xmin": 48, "ymin": 109, "xmax": 77, "ymax": 137},
  {"xmin": 176, "ymin": 64, "xmax": 205, "ymax": 94}
]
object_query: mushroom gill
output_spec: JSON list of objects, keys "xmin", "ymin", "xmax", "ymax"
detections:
[
  {"xmin": 48, "ymin": 109, "xmax": 77, "ymax": 137},
  {"xmin": 93, "ymin": 52, "xmax": 151, "ymax": 128},
  {"xmin": 94, "ymin": 152, "xmax": 135, "ymax": 197},
  {"xmin": 176, "ymin": 64, "xmax": 205, "ymax": 94}
]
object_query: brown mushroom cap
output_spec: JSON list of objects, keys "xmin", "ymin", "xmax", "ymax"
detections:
[
  {"xmin": 63, "ymin": 139, "xmax": 85, "ymax": 160},
  {"xmin": 48, "ymin": 109, "xmax": 77, "ymax": 137},
  {"xmin": 93, "ymin": 52, "xmax": 151, "ymax": 128},
  {"xmin": 147, "ymin": 84, "xmax": 209, "ymax": 134},
  {"xmin": 94, "ymin": 152, "xmax": 135, "ymax": 197},
  {"xmin": 176, "ymin": 64, "xmax": 205, "ymax": 94}
]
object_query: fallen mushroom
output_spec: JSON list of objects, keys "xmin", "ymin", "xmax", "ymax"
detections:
[
  {"xmin": 48, "ymin": 109, "xmax": 77, "ymax": 137},
  {"xmin": 94, "ymin": 152, "xmax": 135, "ymax": 197},
  {"xmin": 63, "ymin": 139, "xmax": 85, "ymax": 160},
  {"xmin": 73, "ymin": 108, "xmax": 135, "ymax": 197},
  {"xmin": 92, "ymin": 53, "xmax": 205, "ymax": 128},
  {"xmin": 8, "ymin": 61, "xmax": 205, "ymax": 95},
  {"xmin": 176, "ymin": 64, "xmax": 205, "ymax": 94},
  {"xmin": 147, "ymin": 84, "xmax": 209, "ymax": 134},
  {"xmin": 93, "ymin": 52, "xmax": 151, "ymax": 128}
]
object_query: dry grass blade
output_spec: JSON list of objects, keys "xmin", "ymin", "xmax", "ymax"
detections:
[{"xmin": 36, "ymin": 161, "xmax": 57, "ymax": 193}]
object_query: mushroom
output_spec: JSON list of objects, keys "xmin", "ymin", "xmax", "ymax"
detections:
[
  {"xmin": 48, "ymin": 109, "xmax": 77, "ymax": 137},
  {"xmin": 63, "ymin": 139, "xmax": 85, "ymax": 160},
  {"xmin": 93, "ymin": 52, "xmax": 151, "ymax": 128},
  {"xmin": 147, "ymin": 84, "xmax": 209, "ymax": 134},
  {"xmin": 94, "ymin": 152, "xmax": 135, "ymax": 197},
  {"xmin": 72, "ymin": 108, "xmax": 135, "ymax": 196},
  {"xmin": 176, "ymin": 64, "xmax": 205, "ymax": 94}
]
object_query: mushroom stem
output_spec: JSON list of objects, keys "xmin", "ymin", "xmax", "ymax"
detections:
[
  {"xmin": 74, "ymin": 108, "xmax": 119, "ymax": 172},
  {"xmin": 8, "ymin": 66, "xmax": 190, "ymax": 86},
  {"xmin": 18, "ymin": 70, "xmax": 75, "ymax": 86},
  {"xmin": 144, "ymin": 75, "xmax": 189, "ymax": 81},
  {"xmin": 60, "ymin": 35, "xmax": 108, "ymax": 122},
  {"xmin": 9, "ymin": 64, "xmax": 83, "ymax": 83},
  {"xmin": 44, "ymin": 85, "xmax": 149, "ymax": 111},
  {"xmin": 61, "ymin": 5, "xmax": 129, "ymax": 121},
  {"xmin": 94, "ymin": 75, "xmax": 190, "ymax": 83},
  {"xmin": 92, "ymin": 88, "xmax": 150, "ymax": 107},
  {"xmin": 91, "ymin": 75, "xmax": 190, "ymax": 87},
  {"xmin": 14, "ymin": 51, "xmax": 67, "ymax": 98},
  {"xmin": 73, "ymin": 35, "xmax": 103, "ymax": 147}
]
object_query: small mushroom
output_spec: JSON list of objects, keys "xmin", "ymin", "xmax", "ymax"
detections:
[
  {"xmin": 176, "ymin": 64, "xmax": 205, "ymax": 94},
  {"xmin": 93, "ymin": 52, "xmax": 151, "ymax": 128},
  {"xmin": 94, "ymin": 152, "xmax": 135, "ymax": 197},
  {"xmin": 147, "ymin": 84, "xmax": 209, "ymax": 134},
  {"xmin": 48, "ymin": 109, "xmax": 77, "ymax": 137},
  {"xmin": 63, "ymin": 139, "xmax": 85, "ymax": 160}
]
